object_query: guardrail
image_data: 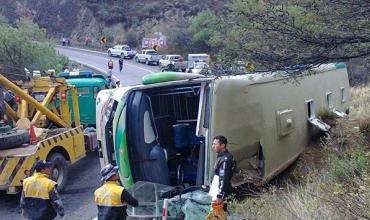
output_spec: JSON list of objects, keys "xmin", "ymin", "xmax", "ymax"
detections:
[
  {"xmin": 56, "ymin": 46, "xmax": 121, "ymax": 87},
  {"xmin": 56, "ymin": 45, "xmax": 106, "ymax": 56}
]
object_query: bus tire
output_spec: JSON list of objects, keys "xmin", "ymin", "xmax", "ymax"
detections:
[{"xmin": 48, "ymin": 153, "xmax": 69, "ymax": 192}]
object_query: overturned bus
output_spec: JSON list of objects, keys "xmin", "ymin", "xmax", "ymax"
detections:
[{"xmin": 96, "ymin": 63, "xmax": 350, "ymax": 190}]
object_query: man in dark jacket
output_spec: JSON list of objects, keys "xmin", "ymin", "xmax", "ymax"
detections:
[
  {"xmin": 211, "ymin": 135, "xmax": 236, "ymax": 205},
  {"xmin": 20, "ymin": 160, "xmax": 65, "ymax": 220},
  {"xmin": 119, "ymin": 57, "xmax": 124, "ymax": 72},
  {"xmin": 95, "ymin": 164, "xmax": 138, "ymax": 220}
]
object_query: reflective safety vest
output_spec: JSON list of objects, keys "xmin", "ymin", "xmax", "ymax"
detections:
[
  {"xmin": 21, "ymin": 172, "xmax": 57, "ymax": 219},
  {"xmin": 23, "ymin": 172, "xmax": 56, "ymax": 199},
  {"xmin": 95, "ymin": 181, "xmax": 127, "ymax": 220},
  {"xmin": 95, "ymin": 181, "xmax": 125, "ymax": 207}
]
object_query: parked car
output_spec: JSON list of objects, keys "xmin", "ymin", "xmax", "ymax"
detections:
[
  {"xmin": 135, "ymin": 49, "xmax": 161, "ymax": 65},
  {"xmin": 107, "ymin": 45, "xmax": 136, "ymax": 59},
  {"xmin": 159, "ymin": 55, "xmax": 188, "ymax": 72}
]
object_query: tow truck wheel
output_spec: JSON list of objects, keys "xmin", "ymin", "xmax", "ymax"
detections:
[
  {"xmin": 48, "ymin": 153, "xmax": 69, "ymax": 192},
  {"xmin": 0, "ymin": 128, "xmax": 30, "ymax": 150}
]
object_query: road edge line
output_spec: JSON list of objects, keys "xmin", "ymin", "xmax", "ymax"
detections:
[{"xmin": 56, "ymin": 46, "xmax": 106, "ymax": 56}]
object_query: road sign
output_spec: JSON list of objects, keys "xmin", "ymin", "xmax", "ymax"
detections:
[
  {"xmin": 152, "ymin": 45, "xmax": 160, "ymax": 52},
  {"xmin": 142, "ymin": 37, "xmax": 166, "ymax": 48},
  {"xmin": 100, "ymin": 36, "xmax": 107, "ymax": 44}
]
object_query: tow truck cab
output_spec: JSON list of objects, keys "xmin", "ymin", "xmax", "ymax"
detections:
[
  {"xmin": 97, "ymin": 64, "xmax": 350, "ymax": 190},
  {"xmin": 58, "ymin": 70, "xmax": 109, "ymax": 126}
]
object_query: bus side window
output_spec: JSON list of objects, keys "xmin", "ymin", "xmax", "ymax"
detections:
[
  {"xmin": 340, "ymin": 87, "xmax": 346, "ymax": 103},
  {"xmin": 326, "ymin": 92, "xmax": 333, "ymax": 110},
  {"xmin": 306, "ymin": 99, "xmax": 315, "ymax": 119}
]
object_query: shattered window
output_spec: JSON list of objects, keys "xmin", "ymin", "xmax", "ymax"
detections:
[
  {"xmin": 126, "ymin": 182, "xmax": 175, "ymax": 218},
  {"xmin": 126, "ymin": 181, "xmax": 212, "ymax": 219}
]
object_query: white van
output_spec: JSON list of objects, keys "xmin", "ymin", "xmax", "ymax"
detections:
[{"xmin": 187, "ymin": 54, "xmax": 210, "ymax": 69}]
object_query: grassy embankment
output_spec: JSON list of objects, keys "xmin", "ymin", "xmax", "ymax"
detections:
[{"xmin": 231, "ymin": 86, "xmax": 370, "ymax": 219}]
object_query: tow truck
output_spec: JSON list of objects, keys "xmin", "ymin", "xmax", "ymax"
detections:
[
  {"xmin": 0, "ymin": 73, "xmax": 94, "ymax": 193},
  {"xmin": 57, "ymin": 70, "xmax": 110, "ymax": 127}
]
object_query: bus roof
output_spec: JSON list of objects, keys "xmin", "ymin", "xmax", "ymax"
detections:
[{"xmin": 66, "ymin": 77, "xmax": 107, "ymax": 87}]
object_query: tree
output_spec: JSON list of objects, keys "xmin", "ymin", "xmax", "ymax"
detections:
[
  {"xmin": 166, "ymin": 27, "xmax": 192, "ymax": 55},
  {"xmin": 189, "ymin": 10, "xmax": 223, "ymax": 53},
  {"xmin": 0, "ymin": 19, "xmax": 68, "ymax": 80},
  {"xmin": 217, "ymin": 0, "xmax": 370, "ymax": 71}
]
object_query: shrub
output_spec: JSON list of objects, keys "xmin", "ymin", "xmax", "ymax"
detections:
[
  {"xmin": 230, "ymin": 150, "xmax": 370, "ymax": 219},
  {"xmin": 350, "ymin": 86, "xmax": 370, "ymax": 135},
  {"xmin": 125, "ymin": 31, "xmax": 140, "ymax": 48},
  {"xmin": 328, "ymin": 153, "xmax": 369, "ymax": 182},
  {"xmin": 0, "ymin": 19, "xmax": 69, "ymax": 80},
  {"xmin": 164, "ymin": 27, "xmax": 192, "ymax": 54},
  {"xmin": 101, "ymin": 27, "xmax": 115, "ymax": 47},
  {"xmin": 231, "ymin": 105, "xmax": 370, "ymax": 219}
]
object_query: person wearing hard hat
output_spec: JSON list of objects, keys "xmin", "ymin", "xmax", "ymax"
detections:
[
  {"xmin": 94, "ymin": 164, "xmax": 138, "ymax": 220},
  {"xmin": 20, "ymin": 160, "xmax": 65, "ymax": 220}
]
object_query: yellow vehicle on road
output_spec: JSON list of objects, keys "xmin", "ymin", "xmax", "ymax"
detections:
[{"xmin": 0, "ymin": 74, "xmax": 88, "ymax": 193}]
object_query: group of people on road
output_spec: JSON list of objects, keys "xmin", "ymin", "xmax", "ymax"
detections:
[
  {"xmin": 107, "ymin": 58, "xmax": 123, "ymax": 88},
  {"xmin": 108, "ymin": 57, "xmax": 124, "ymax": 73},
  {"xmin": 20, "ymin": 135, "xmax": 235, "ymax": 220},
  {"xmin": 20, "ymin": 160, "xmax": 139, "ymax": 220}
]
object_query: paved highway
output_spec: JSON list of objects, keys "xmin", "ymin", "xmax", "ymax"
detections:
[
  {"xmin": 0, "ymin": 46, "xmax": 161, "ymax": 220},
  {"xmin": 56, "ymin": 46, "xmax": 160, "ymax": 86},
  {"xmin": 0, "ymin": 152, "xmax": 100, "ymax": 220}
]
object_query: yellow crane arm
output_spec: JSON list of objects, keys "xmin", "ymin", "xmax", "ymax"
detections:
[
  {"xmin": 31, "ymin": 87, "xmax": 56, "ymax": 125},
  {"xmin": 5, "ymin": 102, "xmax": 18, "ymax": 121},
  {"xmin": 0, "ymin": 74, "xmax": 67, "ymax": 127}
]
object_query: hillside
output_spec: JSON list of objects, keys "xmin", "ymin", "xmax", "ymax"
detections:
[
  {"xmin": 0, "ymin": 0, "xmax": 229, "ymax": 48},
  {"xmin": 0, "ymin": 0, "xmax": 368, "ymax": 86}
]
